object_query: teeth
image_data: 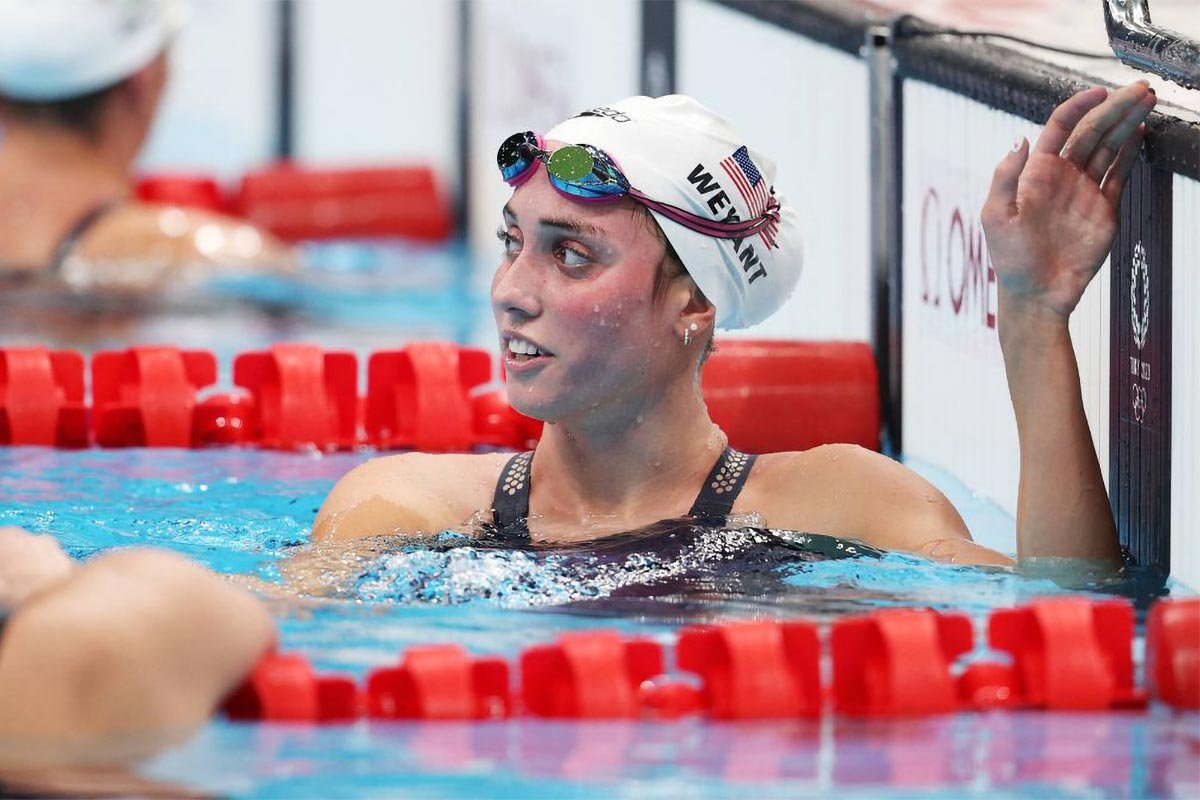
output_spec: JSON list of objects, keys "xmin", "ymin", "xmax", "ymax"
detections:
[{"xmin": 507, "ymin": 338, "xmax": 543, "ymax": 356}]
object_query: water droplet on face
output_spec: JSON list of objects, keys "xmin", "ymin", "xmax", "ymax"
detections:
[{"xmin": 593, "ymin": 304, "xmax": 600, "ymax": 313}]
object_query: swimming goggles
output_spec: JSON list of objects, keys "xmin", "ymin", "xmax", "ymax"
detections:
[{"xmin": 496, "ymin": 131, "xmax": 780, "ymax": 242}]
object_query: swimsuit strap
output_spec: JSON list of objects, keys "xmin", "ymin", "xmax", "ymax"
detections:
[
  {"xmin": 687, "ymin": 447, "xmax": 757, "ymax": 524},
  {"xmin": 489, "ymin": 451, "xmax": 534, "ymax": 540},
  {"xmin": 487, "ymin": 446, "xmax": 756, "ymax": 542},
  {"xmin": 48, "ymin": 198, "xmax": 123, "ymax": 275},
  {"xmin": 0, "ymin": 606, "xmax": 10, "ymax": 662}
]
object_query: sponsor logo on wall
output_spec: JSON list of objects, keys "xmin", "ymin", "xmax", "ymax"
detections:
[
  {"xmin": 915, "ymin": 184, "xmax": 1000, "ymax": 356},
  {"xmin": 1110, "ymin": 164, "xmax": 1172, "ymax": 573},
  {"xmin": 1129, "ymin": 240, "xmax": 1151, "ymax": 424}
]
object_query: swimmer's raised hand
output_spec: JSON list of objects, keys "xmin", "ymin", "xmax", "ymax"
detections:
[
  {"xmin": 982, "ymin": 82, "xmax": 1155, "ymax": 325},
  {"xmin": 978, "ymin": 84, "xmax": 1151, "ymax": 563}
]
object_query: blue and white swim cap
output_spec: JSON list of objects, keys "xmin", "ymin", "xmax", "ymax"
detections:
[
  {"xmin": 0, "ymin": 0, "xmax": 189, "ymax": 102},
  {"xmin": 548, "ymin": 95, "xmax": 803, "ymax": 330}
]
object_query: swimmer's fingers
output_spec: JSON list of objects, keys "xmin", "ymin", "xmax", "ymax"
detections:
[
  {"xmin": 1082, "ymin": 90, "xmax": 1155, "ymax": 182},
  {"xmin": 1033, "ymin": 86, "xmax": 1108, "ymax": 157},
  {"xmin": 1101, "ymin": 123, "xmax": 1145, "ymax": 207},
  {"xmin": 1060, "ymin": 83, "xmax": 1152, "ymax": 170},
  {"xmin": 982, "ymin": 137, "xmax": 1030, "ymax": 224}
]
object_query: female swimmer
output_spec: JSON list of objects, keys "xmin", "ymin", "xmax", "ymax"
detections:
[{"xmin": 315, "ymin": 83, "xmax": 1156, "ymax": 567}]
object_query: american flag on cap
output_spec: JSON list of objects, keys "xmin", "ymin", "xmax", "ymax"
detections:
[{"xmin": 719, "ymin": 146, "xmax": 778, "ymax": 249}]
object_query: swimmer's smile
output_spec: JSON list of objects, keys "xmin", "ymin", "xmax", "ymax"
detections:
[{"xmin": 502, "ymin": 332, "xmax": 554, "ymax": 373}]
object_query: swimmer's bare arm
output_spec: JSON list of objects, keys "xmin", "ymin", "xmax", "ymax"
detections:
[
  {"xmin": 753, "ymin": 445, "xmax": 1013, "ymax": 567},
  {"xmin": 0, "ymin": 547, "xmax": 274, "ymax": 762},
  {"xmin": 982, "ymin": 83, "xmax": 1153, "ymax": 564},
  {"xmin": 312, "ymin": 452, "xmax": 508, "ymax": 543}
]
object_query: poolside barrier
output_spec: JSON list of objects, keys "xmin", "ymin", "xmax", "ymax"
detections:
[
  {"xmin": 219, "ymin": 597, "xmax": 1198, "ymax": 724},
  {"xmin": 0, "ymin": 341, "xmax": 878, "ymax": 453}
]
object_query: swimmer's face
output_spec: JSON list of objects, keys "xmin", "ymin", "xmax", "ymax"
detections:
[{"xmin": 492, "ymin": 145, "xmax": 694, "ymax": 422}]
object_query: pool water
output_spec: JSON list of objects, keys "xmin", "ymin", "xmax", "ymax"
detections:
[{"xmin": 0, "ymin": 445, "xmax": 1195, "ymax": 799}]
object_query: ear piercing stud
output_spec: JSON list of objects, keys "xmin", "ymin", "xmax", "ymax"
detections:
[{"xmin": 683, "ymin": 322, "xmax": 700, "ymax": 346}]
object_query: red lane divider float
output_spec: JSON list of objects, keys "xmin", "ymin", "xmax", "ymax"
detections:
[
  {"xmin": 832, "ymin": 608, "xmax": 972, "ymax": 716},
  {"xmin": 703, "ymin": 340, "xmax": 878, "ymax": 453},
  {"xmin": 988, "ymin": 598, "xmax": 1145, "ymax": 710},
  {"xmin": 677, "ymin": 620, "xmax": 821, "ymax": 719},
  {"xmin": 0, "ymin": 340, "xmax": 877, "ymax": 453},
  {"xmin": 0, "ymin": 347, "xmax": 88, "ymax": 447},
  {"xmin": 235, "ymin": 164, "xmax": 453, "ymax": 243},
  {"xmin": 93, "ymin": 347, "xmax": 216, "ymax": 447},
  {"xmin": 520, "ymin": 632, "xmax": 662, "ymax": 718},
  {"xmin": 367, "ymin": 645, "xmax": 510, "ymax": 720},
  {"xmin": 136, "ymin": 166, "xmax": 453, "ymax": 243},
  {"xmin": 234, "ymin": 344, "xmax": 358, "ymax": 450},
  {"xmin": 366, "ymin": 343, "xmax": 491, "ymax": 452},
  {"xmin": 1146, "ymin": 597, "xmax": 1199, "ymax": 710},
  {"xmin": 136, "ymin": 173, "xmax": 229, "ymax": 215},
  {"xmin": 221, "ymin": 599, "xmax": 1191, "ymax": 725}
]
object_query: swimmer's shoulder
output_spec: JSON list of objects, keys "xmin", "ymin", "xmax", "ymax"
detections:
[
  {"xmin": 71, "ymin": 203, "xmax": 295, "ymax": 286},
  {"xmin": 313, "ymin": 451, "xmax": 513, "ymax": 543},
  {"xmin": 741, "ymin": 444, "xmax": 1010, "ymax": 565}
]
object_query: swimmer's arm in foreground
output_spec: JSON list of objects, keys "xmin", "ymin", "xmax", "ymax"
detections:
[{"xmin": 0, "ymin": 528, "xmax": 275, "ymax": 765}]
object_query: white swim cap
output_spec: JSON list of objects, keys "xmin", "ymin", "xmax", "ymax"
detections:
[
  {"xmin": 0, "ymin": 0, "xmax": 189, "ymax": 102},
  {"xmin": 547, "ymin": 95, "xmax": 803, "ymax": 330}
]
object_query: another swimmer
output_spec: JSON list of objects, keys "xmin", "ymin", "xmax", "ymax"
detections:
[
  {"xmin": 0, "ymin": 0, "xmax": 292, "ymax": 292},
  {"xmin": 0, "ymin": 526, "xmax": 274, "ymax": 766},
  {"xmin": 315, "ymin": 84, "xmax": 1154, "ymax": 567}
]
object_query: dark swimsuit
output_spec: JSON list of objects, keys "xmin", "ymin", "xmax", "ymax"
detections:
[{"xmin": 488, "ymin": 447, "xmax": 757, "ymax": 543}]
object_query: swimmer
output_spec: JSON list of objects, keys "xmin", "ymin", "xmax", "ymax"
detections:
[
  {"xmin": 315, "ymin": 83, "xmax": 1156, "ymax": 567},
  {"xmin": 0, "ymin": 527, "xmax": 274, "ymax": 767},
  {"xmin": 0, "ymin": 0, "xmax": 292, "ymax": 293}
]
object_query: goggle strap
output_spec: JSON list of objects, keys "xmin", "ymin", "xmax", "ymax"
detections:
[{"xmin": 630, "ymin": 189, "xmax": 780, "ymax": 241}]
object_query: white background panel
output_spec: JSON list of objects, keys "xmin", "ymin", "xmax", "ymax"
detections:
[
  {"xmin": 295, "ymin": 0, "xmax": 458, "ymax": 182},
  {"xmin": 678, "ymin": 0, "xmax": 871, "ymax": 342},
  {"xmin": 466, "ymin": 0, "xmax": 641, "ymax": 287},
  {"xmin": 902, "ymin": 81, "xmax": 1110, "ymax": 517},
  {"xmin": 1172, "ymin": 175, "xmax": 1199, "ymax": 590},
  {"xmin": 139, "ymin": 0, "xmax": 278, "ymax": 179}
]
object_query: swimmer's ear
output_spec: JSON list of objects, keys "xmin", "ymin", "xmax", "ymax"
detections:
[{"xmin": 676, "ymin": 279, "xmax": 716, "ymax": 332}]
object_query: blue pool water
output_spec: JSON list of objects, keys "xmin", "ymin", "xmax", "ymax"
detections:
[
  {"xmin": 0, "ymin": 245, "xmax": 1196, "ymax": 798},
  {"xmin": 1, "ymin": 446, "xmax": 1195, "ymax": 799}
]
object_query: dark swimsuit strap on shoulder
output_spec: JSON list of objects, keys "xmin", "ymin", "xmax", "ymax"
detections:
[
  {"xmin": 47, "ymin": 198, "xmax": 124, "ymax": 275},
  {"xmin": 490, "ymin": 451, "xmax": 534, "ymax": 536},
  {"xmin": 488, "ymin": 447, "xmax": 757, "ymax": 541}
]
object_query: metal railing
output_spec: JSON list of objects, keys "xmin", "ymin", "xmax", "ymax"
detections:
[{"xmin": 1103, "ymin": 0, "xmax": 1200, "ymax": 90}]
